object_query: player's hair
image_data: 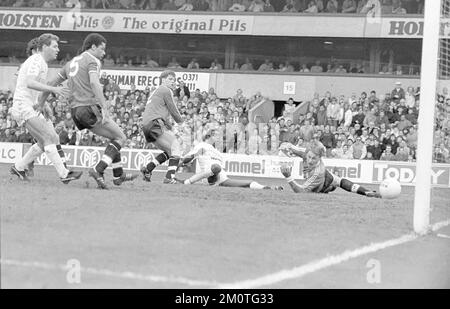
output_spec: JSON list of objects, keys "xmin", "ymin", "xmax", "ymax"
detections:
[
  {"xmin": 160, "ymin": 70, "xmax": 176, "ymax": 79},
  {"xmin": 37, "ymin": 33, "xmax": 59, "ymax": 50},
  {"xmin": 26, "ymin": 37, "xmax": 39, "ymax": 56},
  {"xmin": 308, "ymin": 141, "xmax": 326, "ymax": 158},
  {"xmin": 82, "ymin": 33, "xmax": 107, "ymax": 52}
]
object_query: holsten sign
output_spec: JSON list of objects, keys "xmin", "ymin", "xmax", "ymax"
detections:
[
  {"xmin": 0, "ymin": 10, "xmax": 254, "ymax": 35},
  {"xmin": 1, "ymin": 143, "xmax": 449, "ymax": 187},
  {"xmin": 1, "ymin": 9, "xmax": 448, "ymax": 39}
]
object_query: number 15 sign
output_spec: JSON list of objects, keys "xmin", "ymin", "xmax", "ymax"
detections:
[{"xmin": 283, "ymin": 82, "xmax": 296, "ymax": 95}]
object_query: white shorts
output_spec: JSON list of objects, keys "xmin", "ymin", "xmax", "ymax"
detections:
[
  {"xmin": 197, "ymin": 157, "xmax": 229, "ymax": 186},
  {"xmin": 10, "ymin": 100, "xmax": 40, "ymax": 126}
]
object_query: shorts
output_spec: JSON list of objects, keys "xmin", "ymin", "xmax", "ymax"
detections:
[
  {"xmin": 319, "ymin": 170, "xmax": 340, "ymax": 194},
  {"xmin": 207, "ymin": 171, "xmax": 229, "ymax": 186},
  {"xmin": 10, "ymin": 100, "xmax": 40, "ymax": 126},
  {"xmin": 143, "ymin": 118, "xmax": 167, "ymax": 143},
  {"xmin": 71, "ymin": 105, "xmax": 102, "ymax": 130},
  {"xmin": 197, "ymin": 157, "xmax": 229, "ymax": 186}
]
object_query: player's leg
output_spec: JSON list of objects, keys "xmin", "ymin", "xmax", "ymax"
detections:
[
  {"xmin": 329, "ymin": 170, "xmax": 381, "ymax": 198},
  {"xmin": 153, "ymin": 130, "xmax": 182, "ymax": 183},
  {"xmin": 140, "ymin": 120, "xmax": 171, "ymax": 182},
  {"xmin": 176, "ymin": 162, "xmax": 220, "ymax": 185},
  {"xmin": 73, "ymin": 106, "xmax": 134, "ymax": 188},
  {"xmin": 13, "ymin": 115, "xmax": 81, "ymax": 182},
  {"xmin": 90, "ymin": 120, "xmax": 138, "ymax": 186}
]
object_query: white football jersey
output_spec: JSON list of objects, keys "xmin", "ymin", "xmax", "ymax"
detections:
[
  {"xmin": 13, "ymin": 53, "xmax": 48, "ymax": 106},
  {"xmin": 186, "ymin": 142, "xmax": 223, "ymax": 163}
]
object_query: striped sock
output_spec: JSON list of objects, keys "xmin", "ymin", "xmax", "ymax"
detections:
[
  {"xmin": 56, "ymin": 144, "xmax": 67, "ymax": 168},
  {"xmin": 146, "ymin": 152, "xmax": 169, "ymax": 172},
  {"xmin": 112, "ymin": 155, "xmax": 123, "ymax": 179},
  {"xmin": 165, "ymin": 157, "xmax": 180, "ymax": 179}
]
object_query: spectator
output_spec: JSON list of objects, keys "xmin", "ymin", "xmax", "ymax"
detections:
[
  {"xmin": 325, "ymin": 0, "xmax": 338, "ymax": 13},
  {"xmin": 167, "ymin": 57, "xmax": 182, "ymax": 68},
  {"xmin": 187, "ymin": 58, "xmax": 200, "ymax": 69},
  {"xmin": 391, "ymin": 81, "xmax": 405, "ymax": 101},
  {"xmin": 303, "ymin": 0, "xmax": 317, "ymax": 13},
  {"xmin": 392, "ymin": 0, "xmax": 407, "ymax": 14},
  {"xmin": 193, "ymin": 0, "xmax": 209, "ymax": 10},
  {"xmin": 228, "ymin": 0, "xmax": 246, "ymax": 11},
  {"xmin": 310, "ymin": 61, "xmax": 323, "ymax": 73},
  {"xmin": 263, "ymin": 0, "xmax": 275, "ymax": 11},
  {"xmin": 178, "ymin": 0, "xmax": 193, "ymax": 10},
  {"xmin": 342, "ymin": 0, "xmax": 357, "ymax": 13},
  {"xmin": 380, "ymin": 145, "xmax": 396, "ymax": 161},
  {"xmin": 299, "ymin": 63, "xmax": 310, "ymax": 73},
  {"xmin": 240, "ymin": 58, "xmax": 254, "ymax": 71},
  {"xmin": 175, "ymin": 81, "xmax": 191, "ymax": 99},
  {"xmin": 352, "ymin": 136, "xmax": 367, "ymax": 159},
  {"xmin": 367, "ymin": 138, "xmax": 383, "ymax": 160}
]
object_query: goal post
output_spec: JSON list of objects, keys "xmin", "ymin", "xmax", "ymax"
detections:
[{"xmin": 413, "ymin": 0, "xmax": 445, "ymax": 235}]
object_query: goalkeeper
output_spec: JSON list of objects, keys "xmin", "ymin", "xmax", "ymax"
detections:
[
  {"xmin": 280, "ymin": 141, "xmax": 381, "ymax": 197},
  {"xmin": 175, "ymin": 134, "xmax": 282, "ymax": 191}
]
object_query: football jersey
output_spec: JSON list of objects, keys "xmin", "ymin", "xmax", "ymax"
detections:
[
  {"xmin": 142, "ymin": 85, "xmax": 183, "ymax": 126},
  {"xmin": 302, "ymin": 160, "xmax": 327, "ymax": 192},
  {"xmin": 58, "ymin": 51, "xmax": 101, "ymax": 107},
  {"xmin": 13, "ymin": 53, "xmax": 48, "ymax": 105}
]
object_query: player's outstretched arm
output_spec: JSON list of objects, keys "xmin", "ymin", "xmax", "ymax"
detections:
[{"xmin": 280, "ymin": 165, "xmax": 306, "ymax": 193}]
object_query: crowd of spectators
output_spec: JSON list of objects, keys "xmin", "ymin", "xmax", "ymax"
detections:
[
  {"xmin": 1, "ymin": 78, "xmax": 449, "ymax": 163},
  {"xmin": 1, "ymin": 0, "xmax": 425, "ymax": 14},
  {"xmin": 7, "ymin": 53, "xmax": 413, "ymax": 76}
]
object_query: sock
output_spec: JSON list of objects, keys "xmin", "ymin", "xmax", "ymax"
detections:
[
  {"xmin": 15, "ymin": 144, "xmax": 44, "ymax": 171},
  {"xmin": 340, "ymin": 179, "xmax": 372, "ymax": 196},
  {"xmin": 184, "ymin": 179, "xmax": 192, "ymax": 185},
  {"xmin": 56, "ymin": 144, "xmax": 67, "ymax": 168},
  {"xmin": 112, "ymin": 155, "xmax": 123, "ymax": 179},
  {"xmin": 146, "ymin": 152, "xmax": 169, "ymax": 172},
  {"xmin": 249, "ymin": 181, "xmax": 265, "ymax": 190},
  {"xmin": 95, "ymin": 142, "xmax": 120, "ymax": 174},
  {"xmin": 44, "ymin": 144, "xmax": 69, "ymax": 178},
  {"xmin": 165, "ymin": 157, "xmax": 180, "ymax": 179}
]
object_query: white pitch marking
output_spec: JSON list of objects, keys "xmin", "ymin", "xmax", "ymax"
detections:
[
  {"xmin": 0, "ymin": 259, "xmax": 220, "ymax": 287},
  {"xmin": 2, "ymin": 219, "xmax": 449, "ymax": 288},
  {"xmin": 218, "ymin": 219, "xmax": 450, "ymax": 289}
]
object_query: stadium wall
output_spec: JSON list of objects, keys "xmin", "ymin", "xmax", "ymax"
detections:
[
  {"xmin": 1, "ymin": 142, "xmax": 449, "ymax": 188},
  {"xmin": 0, "ymin": 65, "xmax": 422, "ymax": 101}
]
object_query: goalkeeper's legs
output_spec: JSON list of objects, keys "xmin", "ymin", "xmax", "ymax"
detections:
[
  {"xmin": 330, "ymin": 171, "xmax": 381, "ymax": 198},
  {"xmin": 219, "ymin": 179, "xmax": 282, "ymax": 190}
]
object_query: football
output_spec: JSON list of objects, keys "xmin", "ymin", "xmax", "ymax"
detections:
[{"xmin": 379, "ymin": 178, "xmax": 402, "ymax": 199}]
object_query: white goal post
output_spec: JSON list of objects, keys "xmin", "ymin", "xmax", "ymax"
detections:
[{"xmin": 413, "ymin": 0, "xmax": 446, "ymax": 235}]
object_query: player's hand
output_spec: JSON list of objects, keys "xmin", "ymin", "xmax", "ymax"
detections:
[
  {"xmin": 52, "ymin": 86, "xmax": 70, "ymax": 98},
  {"xmin": 280, "ymin": 165, "xmax": 292, "ymax": 178}
]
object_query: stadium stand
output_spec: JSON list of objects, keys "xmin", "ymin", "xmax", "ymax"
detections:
[
  {"xmin": 1, "ymin": 79, "xmax": 449, "ymax": 162},
  {"xmin": 0, "ymin": 0, "xmax": 425, "ymax": 14}
]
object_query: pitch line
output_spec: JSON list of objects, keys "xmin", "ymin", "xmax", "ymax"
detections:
[
  {"xmin": 0, "ymin": 259, "xmax": 220, "ymax": 287},
  {"xmin": 2, "ymin": 220, "xmax": 449, "ymax": 288},
  {"xmin": 218, "ymin": 219, "xmax": 450, "ymax": 289}
]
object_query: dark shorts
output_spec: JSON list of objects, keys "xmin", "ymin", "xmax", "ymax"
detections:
[
  {"xmin": 143, "ymin": 119, "xmax": 167, "ymax": 143},
  {"xmin": 71, "ymin": 105, "xmax": 102, "ymax": 130},
  {"xmin": 320, "ymin": 170, "xmax": 338, "ymax": 194}
]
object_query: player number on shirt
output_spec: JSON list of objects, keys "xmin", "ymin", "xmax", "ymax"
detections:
[{"xmin": 69, "ymin": 55, "xmax": 83, "ymax": 77}]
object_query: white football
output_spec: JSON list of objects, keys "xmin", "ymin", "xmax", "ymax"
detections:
[{"xmin": 379, "ymin": 178, "xmax": 402, "ymax": 199}]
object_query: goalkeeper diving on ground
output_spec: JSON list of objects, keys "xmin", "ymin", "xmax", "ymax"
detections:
[{"xmin": 279, "ymin": 141, "xmax": 381, "ymax": 198}]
